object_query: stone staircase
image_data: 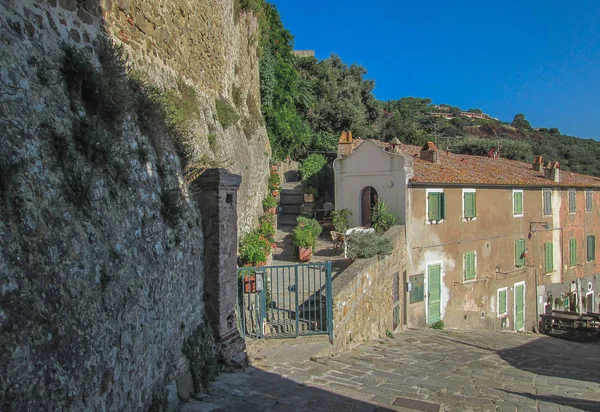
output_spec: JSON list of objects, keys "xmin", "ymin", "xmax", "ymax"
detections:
[
  {"xmin": 265, "ymin": 309, "xmax": 321, "ymax": 336},
  {"xmin": 278, "ymin": 182, "xmax": 303, "ymax": 227}
]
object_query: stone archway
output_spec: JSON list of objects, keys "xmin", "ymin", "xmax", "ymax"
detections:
[{"xmin": 360, "ymin": 186, "xmax": 378, "ymax": 226}]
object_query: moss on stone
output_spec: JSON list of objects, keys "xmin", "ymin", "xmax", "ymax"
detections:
[
  {"xmin": 215, "ymin": 98, "xmax": 239, "ymax": 128},
  {"xmin": 182, "ymin": 320, "xmax": 219, "ymax": 392}
]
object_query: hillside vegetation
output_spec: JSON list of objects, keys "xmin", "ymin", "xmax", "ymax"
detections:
[{"xmin": 255, "ymin": 1, "xmax": 600, "ymax": 177}]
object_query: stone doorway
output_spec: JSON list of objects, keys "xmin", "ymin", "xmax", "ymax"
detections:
[{"xmin": 360, "ymin": 186, "xmax": 378, "ymax": 226}]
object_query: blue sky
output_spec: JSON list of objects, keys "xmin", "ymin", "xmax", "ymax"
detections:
[{"xmin": 270, "ymin": 1, "xmax": 600, "ymax": 139}]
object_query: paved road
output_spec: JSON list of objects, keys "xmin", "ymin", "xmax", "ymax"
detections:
[{"xmin": 183, "ymin": 329, "xmax": 600, "ymax": 412}]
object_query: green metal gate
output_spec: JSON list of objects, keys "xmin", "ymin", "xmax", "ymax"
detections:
[{"xmin": 236, "ymin": 262, "xmax": 333, "ymax": 341}]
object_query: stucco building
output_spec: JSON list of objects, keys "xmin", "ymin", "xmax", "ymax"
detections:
[{"xmin": 333, "ymin": 133, "xmax": 600, "ymax": 332}]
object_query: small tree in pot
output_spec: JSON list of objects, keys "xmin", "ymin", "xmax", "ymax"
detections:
[
  {"xmin": 293, "ymin": 217, "xmax": 322, "ymax": 262},
  {"xmin": 332, "ymin": 209, "xmax": 352, "ymax": 233}
]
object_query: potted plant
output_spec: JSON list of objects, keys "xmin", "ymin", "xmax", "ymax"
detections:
[
  {"xmin": 258, "ymin": 215, "xmax": 276, "ymax": 244},
  {"xmin": 239, "ymin": 268, "xmax": 257, "ymax": 293},
  {"xmin": 239, "ymin": 229, "xmax": 271, "ymax": 266},
  {"xmin": 270, "ymin": 163, "xmax": 278, "ymax": 172},
  {"xmin": 303, "ymin": 186, "xmax": 318, "ymax": 203},
  {"xmin": 293, "ymin": 226, "xmax": 316, "ymax": 261},
  {"xmin": 263, "ymin": 195, "xmax": 278, "ymax": 214},
  {"xmin": 331, "ymin": 208, "xmax": 352, "ymax": 233},
  {"xmin": 293, "ymin": 217, "xmax": 322, "ymax": 262},
  {"xmin": 268, "ymin": 173, "xmax": 281, "ymax": 197}
]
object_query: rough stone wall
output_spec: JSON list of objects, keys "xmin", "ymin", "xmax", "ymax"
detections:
[
  {"xmin": 331, "ymin": 226, "xmax": 407, "ymax": 352},
  {"xmin": 98, "ymin": 0, "xmax": 270, "ymax": 232},
  {"xmin": 0, "ymin": 0, "xmax": 267, "ymax": 410}
]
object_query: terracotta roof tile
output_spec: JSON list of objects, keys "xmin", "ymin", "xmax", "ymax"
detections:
[{"xmin": 357, "ymin": 141, "xmax": 600, "ymax": 188}]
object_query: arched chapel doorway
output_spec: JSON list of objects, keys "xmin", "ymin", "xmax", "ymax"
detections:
[{"xmin": 360, "ymin": 186, "xmax": 378, "ymax": 226}]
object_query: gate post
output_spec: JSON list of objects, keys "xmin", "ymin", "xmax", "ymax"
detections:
[
  {"xmin": 193, "ymin": 168, "xmax": 246, "ymax": 367},
  {"xmin": 326, "ymin": 261, "xmax": 333, "ymax": 344}
]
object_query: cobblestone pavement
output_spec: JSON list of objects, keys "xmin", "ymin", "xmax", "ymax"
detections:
[{"xmin": 183, "ymin": 330, "xmax": 600, "ymax": 412}]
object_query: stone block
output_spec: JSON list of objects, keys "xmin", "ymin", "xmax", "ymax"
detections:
[
  {"xmin": 166, "ymin": 381, "xmax": 179, "ymax": 412},
  {"xmin": 176, "ymin": 370, "xmax": 194, "ymax": 401}
]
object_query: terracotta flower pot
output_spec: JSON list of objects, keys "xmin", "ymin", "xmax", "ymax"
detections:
[
  {"xmin": 268, "ymin": 207, "xmax": 277, "ymax": 214},
  {"xmin": 270, "ymin": 165, "xmax": 278, "ymax": 172},
  {"xmin": 243, "ymin": 275, "xmax": 256, "ymax": 293},
  {"xmin": 272, "ymin": 190, "xmax": 279, "ymax": 197},
  {"xmin": 299, "ymin": 247, "xmax": 312, "ymax": 262},
  {"xmin": 304, "ymin": 194, "xmax": 314, "ymax": 203}
]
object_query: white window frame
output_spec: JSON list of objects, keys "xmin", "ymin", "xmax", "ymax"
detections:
[
  {"xmin": 425, "ymin": 188, "xmax": 444, "ymax": 225},
  {"xmin": 462, "ymin": 188, "xmax": 477, "ymax": 222},
  {"xmin": 514, "ymin": 280, "xmax": 526, "ymax": 332},
  {"xmin": 463, "ymin": 251, "xmax": 477, "ymax": 283},
  {"xmin": 568, "ymin": 189, "xmax": 576, "ymax": 214},
  {"xmin": 542, "ymin": 189, "xmax": 552, "ymax": 216},
  {"xmin": 512, "ymin": 189, "xmax": 524, "ymax": 217},
  {"xmin": 497, "ymin": 287, "xmax": 508, "ymax": 316}
]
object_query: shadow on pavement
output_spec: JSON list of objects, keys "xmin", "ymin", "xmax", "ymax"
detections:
[
  {"xmin": 501, "ymin": 389, "xmax": 600, "ymax": 412},
  {"xmin": 185, "ymin": 366, "xmax": 399, "ymax": 412},
  {"xmin": 496, "ymin": 337, "xmax": 600, "ymax": 385},
  {"xmin": 438, "ymin": 332, "xmax": 600, "ymax": 385}
]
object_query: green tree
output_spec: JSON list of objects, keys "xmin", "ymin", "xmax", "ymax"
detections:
[{"xmin": 511, "ymin": 113, "xmax": 532, "ymax": 131}]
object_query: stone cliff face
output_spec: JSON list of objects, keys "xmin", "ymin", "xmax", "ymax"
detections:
[{"xmin": 0, "ymin": 0, "xmax": 268, "ymax": 410}]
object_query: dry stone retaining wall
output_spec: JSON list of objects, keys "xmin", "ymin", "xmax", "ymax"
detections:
[{"xmin": 331, "ymin": 226, "xmax": 408, "ymax": 352}]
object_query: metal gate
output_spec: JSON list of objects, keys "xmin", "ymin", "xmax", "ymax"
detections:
[{"xmin": 236, "ymin": 261, "xmax": 332, "ymax": 340}]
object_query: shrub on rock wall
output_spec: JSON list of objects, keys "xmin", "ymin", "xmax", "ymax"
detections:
[
  {"xmin": 182, "ymin": 319, "xmax": 219, "ymax": 392},
  {"xmin": 346, "ymin": 231, "xmax": 393, "ymax": 259}
]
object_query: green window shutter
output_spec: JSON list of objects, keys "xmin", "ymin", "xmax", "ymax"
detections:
[
  {"xmin": 464, "ymin": 252, "xmax": 476, "ymax": 280},
  {"xmin": 498, "ymin": 290, "xmax": 507, "ymax": 314},
  {"xmin": 515, "ymin": 239, "xmax": 525, "ymax": 267},
  {"xmin": 464, "ymin": 192, "xmax": 476, "ymax": 218},
  {"xmin": 569, "ymin": 239, "xmax": 577, "ymax": 267},
  {"xmin": 588, "ymin": 235, "xmax": 596, "ymax": 261},
  {"xmin": 544, "ymin": 242, "xmax": 553, "ymax": 273},
  {"xmin": 428, "ymin": 193, "xmax": 440, "ymax": 221},
  {"xmin": 440, "ymin": 193, "xmax": 446, "ymax": 220},
  {"xmin": 514, "ymin": 192, "xmax": 523, "ymax": 215}
]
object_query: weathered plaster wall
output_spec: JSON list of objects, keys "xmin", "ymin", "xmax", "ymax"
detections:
[
  {"xmin": 331, "ymin": 226, "xmax": 407, "ymax": 352},
  {"xmin": 333, "ymin": 140, "xmax": 413, "ymax": 227},
  {"xmin": 0, "ymin": 0, "xmax": 267, "ymax": 410},
  {"xmin": 406, "ymin": 185, "xmax": 600, "ymax": 332}
]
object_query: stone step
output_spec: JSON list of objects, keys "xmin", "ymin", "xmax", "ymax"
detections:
[
  {"xmin": 280, "ymin": 204, "xmax": 301, "ymax": 214},
  {"xmin": 279, "ymin": 193, "xmax": 303, "ymax": 205},
  {"xmin": 278, "ymin": 214, "xmax": 299, "ymax": 227}
]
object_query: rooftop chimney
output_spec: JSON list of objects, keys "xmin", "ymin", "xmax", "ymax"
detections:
[
  {"xmin": 533, "ymin": 155, "xmax": 543, "ymax": 171},
  {"xmin": 390, "ymin": 137, "xmax": 402, "ymax": 154},
  {"xmin": 337, "ymin": 131, "xmax": 353, "ymax": 157},
  {"xmin": 544, "ymin": 161, "xmax": 560, "ymax": 182},
  {"xmin": 420, "ymin": 141, "xmax": 440, "ymax": 164}
]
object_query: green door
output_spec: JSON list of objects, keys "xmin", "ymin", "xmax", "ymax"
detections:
[
  {"xmin": 428, "ymin": 264, "xmax": 442, "ymax": 324},
  {"xmin": 515, "ymin": 283, "xmax": 525, "ymax": 331}
]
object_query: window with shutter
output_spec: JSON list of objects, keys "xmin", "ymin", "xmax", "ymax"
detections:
[
  {"xmin": 515, "ymin": 239, "xmax": 525, "ymax": 267},
  {"xmin": 464, "ymin": 252, "xmax": 476, "ymax": 281},
  {"xmin": 569, "ymin": 239, "xmax": 577, "ymax": 267},
  {"xmin": 428, "ymin": 192, "xmax": 445, "ymax": 222},
  {"xmin": 544, "ymin": 242, "xmax": 553, "ymax": 274},
  {"xmin": 513, "ymin": 191, "xmax": 523, "ymax": 216},
  {"xmin": 464, "ymin": 192, "xmax": 476, "ymax": 219},
  {"xmin": 543, "ymin": 190, "xmax": 552, "ymax": 215},
  {"xmin": 498, "ymin": 288, "xmax": 507, "ymax": 315},
  {"xmin": 569, "ymin": 189, "xmax": 576, "ymax": 213},
  {"xmin": 586, "ymin": 190, "xmax": 593, "ymax": 212},
  {"xmin": 587, "ymin": 235, "xmax": 596, "ymax": 261}
]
